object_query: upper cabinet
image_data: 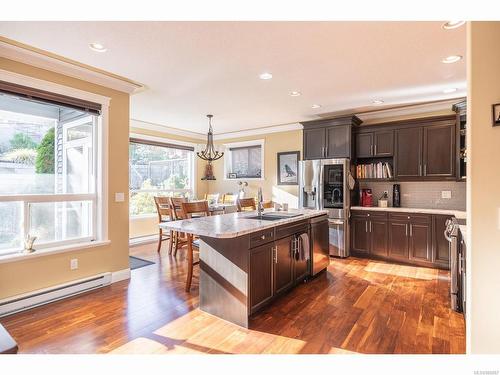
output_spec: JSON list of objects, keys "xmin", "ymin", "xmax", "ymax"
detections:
[
  {"xmin": 301, "ymin": 115, "xmax": 362, "ymax": 160},
  {"xmin": 355, "ymin": 130, "xmax": 394, "ymax": 158},
  {"xmin": 394, "ymin": 119, "xmax": 455, "ymax": 179}
]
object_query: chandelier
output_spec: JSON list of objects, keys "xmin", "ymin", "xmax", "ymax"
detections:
[{"xmin": 197, "ymin": 114, "xmax": 223, "ymax": 180}]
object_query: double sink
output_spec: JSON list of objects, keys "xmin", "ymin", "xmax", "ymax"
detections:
[{"xmin": 243, "ymin": 212, "xmax": 304, "ymax": 221}]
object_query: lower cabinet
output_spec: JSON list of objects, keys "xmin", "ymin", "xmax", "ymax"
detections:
[
  {"xmin": 249, "ymin": 243, "xmax": 274, "ymax": 312},
  {"xmin": 274, "ymin": 236, "xmax": 294, "ymax": 295},
  {"xmin": 249, "ymin": 223, "xmax": 315, "ymax": 314},
  {"xmin": 351, "ymin": 210, "xmax": 450, "ymax": 269}
]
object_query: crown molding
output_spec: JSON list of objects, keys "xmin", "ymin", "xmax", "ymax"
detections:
[
  {"xmin": 213, "ymin": 122, "xmax": 303, "ymax": 140},
  {"xmin": 130, "ymin": 119, "xmax": 206, "ymax": 140},
  {"xmin": 0, "ymin": 37, "xmax": 144, "ymax": 94}
]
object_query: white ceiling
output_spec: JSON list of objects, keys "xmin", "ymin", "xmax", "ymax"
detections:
[{"xmin": 0, "ymin": 21, "xmax": 466, "ymax": 134}]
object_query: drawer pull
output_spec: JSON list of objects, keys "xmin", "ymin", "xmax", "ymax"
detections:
[{"xmin": 261, "ymin": 235, "xmax": 266, "ymax": 240}]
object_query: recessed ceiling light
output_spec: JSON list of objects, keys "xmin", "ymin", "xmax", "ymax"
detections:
[
  {"xmin": 443, "ymin": 21, "xmax": 465, "ymax": 30},
  {"xmin": 311, "ymin": 104, "xmax": 322, "ymax": 109},
  {"xmin": 442, "ymin": 55, "xmax": 462, "ymax": 64},
  {"xmin": 372, "ymin": 99, "xmax": 384, "ymax": 105},
  {"xmin": 443, "ymin": 87, "xmax": 458, "ymax": 94},
  {"xmin": 259, "ymin": 72, "xmax": 273, "ymax": 80},
  {"xmin": 289, "ymin": 91, "xmax": 301, "ymax": 97},
  {"xmin": 89, "ymin": 42, "xmax": 107, "ymax": 52}
]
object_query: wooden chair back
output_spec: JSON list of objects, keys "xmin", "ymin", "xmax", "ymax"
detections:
[
  {"xmin": 169, "ymin": 197, "xmax": 188, "ymax": 220},
  {"xmin": 204, "ymin": 193, "xmax": 220, "ymax": 204},
  {"xmin": 154, "ymin": 196, "xmax": 172, "ymax": 223},
  {"xmin": 262, "ymin": 200, "xmax": 274, "ymax": 209},
  {"xmin": 222, "ymin": 193, "xmax": 237, "ymax": 204},
  {"xmin": 237, "ymin": 197, "xmax": 257, "ymax": 212},
  {"xmin": 181, "ymin": 201, "xmax": 210, "ymax": 219}
]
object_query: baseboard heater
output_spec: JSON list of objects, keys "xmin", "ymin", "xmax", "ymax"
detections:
[{"xmin": 0, "ymin": 273, "xmax": 112, "ymax": 317}]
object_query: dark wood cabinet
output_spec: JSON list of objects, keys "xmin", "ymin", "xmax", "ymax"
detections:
[
  {"xmin": 351, "ymin": 217, "xmax": 370, "ymax": 253},
  {"xmin": 432, "ymin": 215, "xmax": 452, "ymax": 267},
  {"xmin": 351, "ymin": 210, "xmax": 451, "ymax": 269},
  {"xmin": 370, "ymin": 220, "xmax": 388, "ymax": 257},
  {"xmin": 273, "ymin": 236, "xmax": 294, "ymax": 295},
  {"xmin": 303, "ymin": 128, "xmax": 325, "ymax": 160},
  {"xmin": 395, "ymin": 127, "xmax": 423, "ymax": 178},
  {"xmin": 356, "ymin": 133, "xmax": 373, "ymax": 158},
  {"xmin": 423, "ymin": 124, "xmax": 455, "ymax": 177},
  {"xmin": 388, "ymin": 221, "xmax": 409, "ymax": 259},
  {"xmin": 249, "ymin": 243, "xmax": 273, "ymax": 312},
  {"xmin": 301, "ymin": 116, "xmax": 361, "ymax": 160},
  {"xmin": 409, "ymin": 222, "xmax": 432, "ymax": 263},
  {"xmin": 374, "ymin": 130, "xmax": 394, "ymax": 156},
  {"xmin": 356, "ymin": 130, "xmax": 394, "ymax": 158},
  {"xmin": 326, "ymin": 125, "xmax": 351, "ymax": 158}
]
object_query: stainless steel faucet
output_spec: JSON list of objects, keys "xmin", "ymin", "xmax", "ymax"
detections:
[{"xmin": 257, "ymin": 187, "xmax": 264, "ymax": 217}]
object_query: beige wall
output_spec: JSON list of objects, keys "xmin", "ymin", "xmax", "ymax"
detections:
[
  {"xmin": 468, "ymin": 22, "xmax": 500, "ymax": 353},
  {"xmin": 0, "ymin": 57, "xmax": 130, "ymax": 299},
  {"xmin": 129, "ymin": 126, "xmax": 208, "ymax": 238},
  {"xmin": 207, "ymin": 130, "xmax": 303, "ymax": 206}
]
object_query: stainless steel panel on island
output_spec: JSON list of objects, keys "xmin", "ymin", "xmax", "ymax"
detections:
[{"xmin": 160, "ymin": 209, "xmax": 329, "ymax": 328}]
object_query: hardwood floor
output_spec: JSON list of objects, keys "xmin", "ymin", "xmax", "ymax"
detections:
[{"xmin": 0, "ymin": 241, "xmax": 465, "ymax": 354}]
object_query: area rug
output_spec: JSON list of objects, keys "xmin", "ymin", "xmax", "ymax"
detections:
[{"xmin": 129, "ymin": 256, "xmax": 155, "ymax": 270}]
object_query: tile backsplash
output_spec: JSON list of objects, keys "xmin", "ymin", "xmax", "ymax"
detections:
[{"xmin": 358, "ymin": 181, "xmax": 466, "ymax": 211}]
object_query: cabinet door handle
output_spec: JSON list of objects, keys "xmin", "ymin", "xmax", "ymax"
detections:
[
  {"xmin": 365, "ymin": 221, "xmax": 368, "ymax": 232},
  {"xmin": 410, "ymin": 224, "xmax": 413, "ymax": 237},
  {"xmin": 325, "ymin": 146, "xmax": 328, "ymax": 156},
  {"xmin": 274, "ymin": 246, "xmax": 278, "ymax": 264},
  {"xmin": 424, "ymin": 164, "xmax": 427, "ymax": 176},
  {"xmin": 370, "ymin": 144, "xmax": 373, "ymax": 156},
  {"xmin": 370, "ymin": 221, "xmax": 372, "ymax": 232},
  {"xmin": 374, "ymin": 144, "xmax": 377, "ymax": 155},
  {"xmin": 419, "ymin": 164, "xmax": 422, "ymax": 176},
  {"xmin": 405, "ymin": 224, "xmax": 408, "ymax": 237}
]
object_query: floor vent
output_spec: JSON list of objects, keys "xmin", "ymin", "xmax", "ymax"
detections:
[{"xmin": 0, "ymin": 273, "xmax": 112, "ymax": 317}]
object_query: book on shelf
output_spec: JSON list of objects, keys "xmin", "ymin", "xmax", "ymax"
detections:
[{"xmin": 356, "ymin": 162, "xmax": 393, "ymax": 179}]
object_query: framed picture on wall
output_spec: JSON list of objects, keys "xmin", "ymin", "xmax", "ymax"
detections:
[
  {"xmin": 493, "ymin": 103, "xmax": 500, "ymax": 126},
  {"xmin": 277, "ymin": 151, "xmax": 300, "ymax": 185}
]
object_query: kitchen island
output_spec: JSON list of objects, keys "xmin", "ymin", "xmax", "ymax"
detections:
[{"xmin": 160, "ymin": 209, "xmax": 329, "ymax": 328}]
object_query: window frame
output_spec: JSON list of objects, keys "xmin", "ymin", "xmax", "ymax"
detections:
[
  {"xmin": 223, "ymin": 139, "xmax": 265, "ymax": 180},
  {"xmin": 129, "ymin": 133, "xmax": 197, "ymax": 219},
  {"xmin": 0, "ymin": 69, "xmax": 110, "ymax": 260}
]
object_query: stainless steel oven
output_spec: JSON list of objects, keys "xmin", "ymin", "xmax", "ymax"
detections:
[{"xmin": 445, "ymin": 217, "xmax": 466, "ymax": 313}]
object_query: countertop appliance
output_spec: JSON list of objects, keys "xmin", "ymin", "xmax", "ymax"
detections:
[
  {"xmin": 299, "ymin": 158, "xmax": 351, "ymax": 258},
  {"xmin": 393, "ymin": 184, "xmax": 401, "ymax": 207},
  {"xmin": 445, "ymin": 217, "xmax": 466, "ymax": 314},
  {"xmin": 361, "ymin": 188, "xmax": 373, "ymax": 207}
]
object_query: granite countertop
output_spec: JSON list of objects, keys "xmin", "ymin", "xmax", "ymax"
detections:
[
  {"xmin": 351, "ymin": 206, "xmax": 466, "ymax": 219},
  {"xmin": 159, "ymin": 208, "xmax": 327, "ymax": 239}
]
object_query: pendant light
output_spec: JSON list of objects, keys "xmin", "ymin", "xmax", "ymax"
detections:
[{"xmin": 197, "ymin": 114, "xmax": 224, "ymax": 180}]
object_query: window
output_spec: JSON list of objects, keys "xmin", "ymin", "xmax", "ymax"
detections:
[
  {"xmin": 0, "ymin": 83, "xmax": 101, "ymax": 256},
  {"xmin": 224, "ymin": 140, "xmax": 264, "ymax": 179},
  {"xmin": 129, "ymin": 137, "xmax": 195, "ymax": 216}
]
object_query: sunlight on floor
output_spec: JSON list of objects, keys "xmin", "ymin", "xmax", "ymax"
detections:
[{"xmin": 110, "ymin": 309, "xmax": 357, "ymax": 354}]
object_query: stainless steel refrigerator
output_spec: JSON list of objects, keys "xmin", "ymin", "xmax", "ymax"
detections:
[{"xmin": 299, "ymin": 159, "xmax": 351, "ymax": 258}]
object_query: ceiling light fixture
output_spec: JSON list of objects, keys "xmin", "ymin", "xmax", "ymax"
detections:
[
  {"xmin": 443, "ymin": 87, "xmax": 458, "ymax": 94},
  {"xmin": 89, "ymin": 42, "xmax": 107, "ymax": 52},
  {"xmin": 442, "ymin": 55, "xmax": 463, "ymax": 64},
  {"xmin": 197, "ymin": 114, "xmax": 224, "ymax": 181},
  {"xmin": 289, "ymin": 91, "xmax": 301, "ymax": 97},
  {"xmin": 442, "ymin": 21, "xmax": 465, "ymax": 30},
  {"xmin": 372, "ymin": 99, "xmax": 384, "ymax": 105},
  {"xmin": 311, "ymin": 104, "xmax": 322, "ymax": 109},
  {"xmin": 259, "ymin": 72, "xmax": 273, "ymax": 80}
]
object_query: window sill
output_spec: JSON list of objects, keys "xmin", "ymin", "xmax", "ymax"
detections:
[{"xmin": 0, "ymin": 240, "xmax": 111, "ymax": 265}]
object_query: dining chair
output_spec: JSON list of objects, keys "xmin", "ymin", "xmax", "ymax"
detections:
[
  {"xmin": 222, "ymin": 193, "xmax": 237, "ymax": 204},
  {"xmin": 237, "ymin": 197, "xmax": 257, "ymax": 212},
  {"xmin": 180, "ymin": 201, "xmax": 210, "ymax": 292},
  {"xmin": 153, "ymin": 196, "xmax": 173, "ymax": 254},
  {"xmin": 168, "ymin": 197, "xmax": 189, "ymax": 256},
  {"xmin": 203, "ymin": 193, "xmax": 220, "ymax": 205}
]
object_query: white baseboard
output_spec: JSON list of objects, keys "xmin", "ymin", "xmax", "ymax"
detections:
[{"xmin": 112, "ymin": 268, "xmax": 131, "ymax": 283}]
